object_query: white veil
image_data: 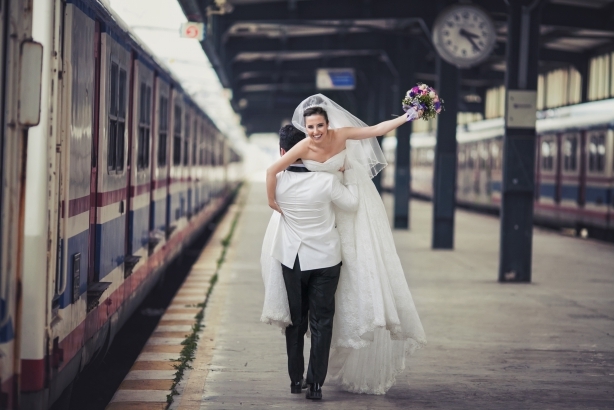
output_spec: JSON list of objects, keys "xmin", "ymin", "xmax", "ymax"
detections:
[{"xmin": 292, "ymin": 94, "xmax": 387, "ymax": 179}]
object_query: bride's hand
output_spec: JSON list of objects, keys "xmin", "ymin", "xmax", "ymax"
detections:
[
  {"xmin": 338, "ymin": 166, "xmax": 345, "ymax": 172},
  {"xmin": 269, "ymin": 200, "xmax": 283, "ymax": 214}
]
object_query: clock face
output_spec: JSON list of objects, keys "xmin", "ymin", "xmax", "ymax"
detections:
[{"xmin": 432, "ymin": 5, "xmax": 497, "ymax": 68}]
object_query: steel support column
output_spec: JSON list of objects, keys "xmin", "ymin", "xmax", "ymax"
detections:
[
  {"xmin": 499, "ymin": 0, "xmax": 544, "ymax": 282},
  {"xmin": 393, "ymin": 38, "xmax": 414, "ymax": 229},
  {"xmin": 432, "ymin": 57, "xmax": 459, "ymax": 249}
]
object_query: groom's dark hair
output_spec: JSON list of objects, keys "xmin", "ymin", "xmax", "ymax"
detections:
[{"xmin": 279, "ymin": 124, "xmax": 306, "ymax": 152}]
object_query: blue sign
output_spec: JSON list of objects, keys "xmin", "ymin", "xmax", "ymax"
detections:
[{"xmin": 316, "ymin": 68, "xmax": 355, "ymax": 90}]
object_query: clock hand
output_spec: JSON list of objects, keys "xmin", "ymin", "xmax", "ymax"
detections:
[
  {"xmin": 459, "ymin": 28, "xmax": 480, "ymax": 39},
  {"xmin": 459, "ymin": 29, "xmax": 481, "ymax": 52}
]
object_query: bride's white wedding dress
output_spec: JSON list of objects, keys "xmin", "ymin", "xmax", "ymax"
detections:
[{"xmin": 261, "ymin": 148, "xmax": 427, "ymax": 395}]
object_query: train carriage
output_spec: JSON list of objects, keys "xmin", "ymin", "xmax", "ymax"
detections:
[
  {"xmin": 9, "ymin": 0, "xmax": 243, "ymax": 408},
  {"xmin": 383, "ymin": 98, "xmax": 614, "ymax": 238}
]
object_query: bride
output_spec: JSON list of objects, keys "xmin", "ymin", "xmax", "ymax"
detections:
[{"xmin": 261, "ymin": 94, "xmax": 427, "ymax": 394}]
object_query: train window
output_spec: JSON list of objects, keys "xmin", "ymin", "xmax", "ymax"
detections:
[
  {"xmin": 426, "ymin": 149, "xmax": 434, "ymax": 165},
  {"xmin": 108, "ymin": 63, "xmax": 127, "ymax": 173},
  {"xmin": 183, "ymin": 113, "xmax": 190, "ymax": 166},
  {"xmin": 468, "ymin": 145, "xmax": 477, "ymax": 169},
  {"xmin": 173, "ymin": 105, "xmax": 182, "ymax": 166},
  {"xmin": 137, "ymin": 82, "xmax": 152, "ymax": 170},
  {"xmin": 458, "ymin": 149, "xmax": 466, "ymax": 169},
  {"xmin": 588, "ymin": 133, "xmax": 606, "ymax": 173},
  {"xmin": 200, "ymin": 123, "xmax": 206, "ymax": 165},
  {"xmin": 490, "ymin": 141, "xmax": 501, "ymax": 170},
  {"xmin": 563, "ymin": 135, "xmax": 578, "ymax": 172},
  {"xmin": 540, "ymin": 139, "xmax": 555, "ymax": 171},
  {"xmin": 192, "ymin": 119, "xmax": 198, "ymax": 166},
  {"xmin": 158, "ymin": 96, "xmax": 168, "ymax": 167},
  {"xmin": 110, "ymin": 63, "xmax": 118, "ymax": 116},
  {"xmin": 479, "ymin": 144, "xmax": 489, "ymax": 169}
]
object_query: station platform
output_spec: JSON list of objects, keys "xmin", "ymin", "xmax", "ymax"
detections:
[{"xmin": 112, "ymin": 182, "xmax": 613, "ymax": 410}]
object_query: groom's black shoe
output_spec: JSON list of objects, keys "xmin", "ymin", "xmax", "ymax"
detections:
[
  {"xmin": 291, "ymin": 378, "xmax": 309, "ymax": 393},
  {"xmin": 291, "ymin": 381, "xmax": 302, "ymax": 394},
  {"xmin": 305, "ymin": 383, "xmax": 322, "ymax": 400}
]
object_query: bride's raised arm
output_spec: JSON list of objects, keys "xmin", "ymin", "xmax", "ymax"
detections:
[
  {"xmin": 336, "ymin": 108, "xmax": 421, "ymax": 141},
  {"xmin": 266, "ymin": 138, "xmax": 309, "ymax": 213}
]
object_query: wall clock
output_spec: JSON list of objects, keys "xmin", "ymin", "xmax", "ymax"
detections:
[{"xmin": 432, "ymin": 4, "xmax": 497, "ymax": 68}]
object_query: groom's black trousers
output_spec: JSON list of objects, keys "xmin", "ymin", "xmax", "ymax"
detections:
[{"xmin": 281, "ymin": 256, "xmax": 341, "ymax": 386}]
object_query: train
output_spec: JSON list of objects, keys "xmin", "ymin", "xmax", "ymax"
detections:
[
  {"xmin": 382, "ymin": 98, "xmax": 614, "ymax": 239},
  {"xmin": 0, "ymin": 0, "xmax": 243, "ymax": 408}
]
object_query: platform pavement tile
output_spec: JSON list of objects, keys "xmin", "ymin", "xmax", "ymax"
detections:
[
  {"xmin": 147, "ymin": 336, "xmax": 188, "ymax": 344},
  {"xmin": 171, "ymin": 298, "xmax": 205, "ymax": 304},
  {"xmin": 142, "ymin": 344, "xmax": 183, "ymax": 353},
  {"xmin": 160, "ymin": 313, "xmax": 198, "ymax": 321},
  {"xmin": 136, "ymin": 352, "xmax": 180, "ymax": 362},
  {"xmin": 166, "ymin": 305, "xmax": 200, "ymax": 311},
  {"xmin": 124, "ymin": 370, "xmax": 176, "ymax": 380},
  {"xmin": 106, "ymin": 402, "xmax": 168, "ymax": 410},
  {"xmin": 180, "ymin": 281, "xmax": 211, "ymax": 287},
  {"xmin": 184, "ymin": 268, "xmax": 215, "ymax": 275},
  {"xmin": 153, "ymin": 325, "xmax": 193, "ymax": 333},
  {"xmin": 109, "ymin": 389, "xmax": 169, "ymax": 403},
  {"xmin": 151, "ymin": 331, "xmax": 191, "ymax": 338},
  {"xmin": 157, "ymin": 320, "xmax": 195, "ymax": 326},
  {"xmin": 175, "ymin": 288, "xmax": 208, "ymax": 295},
  {"xmin": 118, "ymin": 379, "xmax": 174, "ymax": 391},
  {"xmin": 130, "ymin": 361, "xmax": 176, "ymax": 371},
  {"xmin": 162, "ymin": 307, "xmax": 201, "ymax": 313}
]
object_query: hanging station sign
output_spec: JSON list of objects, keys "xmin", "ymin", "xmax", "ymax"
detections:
[
  {"xmin": 180, "ymin": 22, "xmax": 205, "ymax": 41},
  {"xmin": 316, "ymin": 68, "xmax": 356, "ymax": 90}
]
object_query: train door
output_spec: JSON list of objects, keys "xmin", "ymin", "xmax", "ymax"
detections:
[
  {"xmin": 0, "ymin": 0, "xmax": 16, "ymax": 405},
  {"xmin": 560, "ymin": 132, "xmax": 581, "ymax": 220},
  {"xmin": 125, "ymin": 58, "xmax": 153, "ymax": 274},
  {"xmin": 579, "ymin": 131, "xmax": 587, "ymax": 207},
  {"xmin": 184, "ymin": 105, "xmax": 192, "ymax": 220},
  {"xmin": 149, "ymin": 76, "xmax": 169, "ymax": 252},
  {"xmin": 91, "ymin": 30, "xmax": 130, "ymax": 291},
  {"xmin": 192, "ymin": 112, "xmax": 202, "ymax": 214},
  {"xmin": 168, "ymin": 90, "xmax": 183, "ymax": 237},
  {"xmin": 555, "ymin": 134, "xmax": 563, "ymax": 204},
  {"xmin": 608, "ymin": 128, "xmax": 614, "ymax": 234},
  {"xmin": 468, "ymin": 143, "xmax": 479, "ymax": 200},
  {"xmin": 204, "ymin": 121, "xmax": 212, "ymax": 208},
  {"xmin": 607, "ymin": 128, "xmax": 614, "ymax": 234},
  {"xmin": 583, "ymin": 129, "xmax": 609, "ymax": 230},
  {"xmin": 537, "ymin": 134, "xmax": 557, "ymax": 207},
  {"xmin": 490, "ymin": 138, "xmax": 503, "ymax": 204},
  {"xmin": 89, "ymin": 21, "xmax": 101, "ymax": 288},
  {"xmin": 478, "ymin": 141, "xmax": 490, "ymax": 204}
]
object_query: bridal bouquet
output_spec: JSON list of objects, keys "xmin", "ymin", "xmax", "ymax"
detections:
[{"xmin": 402, "ymin": 83, "xmax": 443, "ymax": 121}]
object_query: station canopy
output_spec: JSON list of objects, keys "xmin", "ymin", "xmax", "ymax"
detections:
[{"xmin": 177, "ymin": 0, "xmax": 614, "ymax": 134}]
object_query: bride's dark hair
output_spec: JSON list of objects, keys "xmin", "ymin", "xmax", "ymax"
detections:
[{"xmin": 303, "ymin": 106, "xmax": 329, "ymax": 123}]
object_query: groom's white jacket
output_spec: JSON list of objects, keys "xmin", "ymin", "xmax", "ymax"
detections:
[{"xmin": 271, "ymin": 165, "xmax": 359, "ymax": 271}]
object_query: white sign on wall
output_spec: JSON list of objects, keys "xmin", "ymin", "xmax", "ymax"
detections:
[
  {"xmin": 506, "ymin": 90, "xmax": 537, "ymax": 129},
  {"xmin": 180, "ymin": 22, "xmax": 205, "ymax": 41}
]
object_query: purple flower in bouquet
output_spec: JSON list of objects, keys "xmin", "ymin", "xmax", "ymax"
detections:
[{"xmin": 401, "ymin": 83, "xmax": 444, "ymax": 121}]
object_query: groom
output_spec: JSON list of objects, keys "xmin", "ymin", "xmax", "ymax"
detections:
[{"xmin": 271, "ymin": 124, "xmax": 359, "ymax": 400}]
